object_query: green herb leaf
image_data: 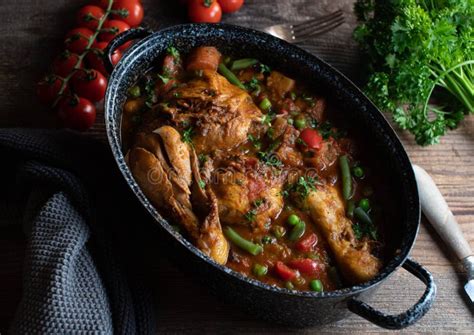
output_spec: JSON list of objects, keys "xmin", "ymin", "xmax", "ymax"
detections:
[{"xmin": 354, "ymin": 0, "xmax": 474, "ymax": 145}]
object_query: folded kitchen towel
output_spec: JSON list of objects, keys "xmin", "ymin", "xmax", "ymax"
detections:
[{"xmin": 0, "ymin": 129, "xmax": 156, "ymax": 334}]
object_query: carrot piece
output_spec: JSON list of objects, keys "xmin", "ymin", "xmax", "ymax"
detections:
[{"xmin": 186, "ymin": 46, "xmax": 222, "ymax": 72}]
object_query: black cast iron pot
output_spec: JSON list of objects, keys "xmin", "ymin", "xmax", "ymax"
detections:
[{"xmin": 103, "ymin": 24, "xmax": 436, "ymax": 329}]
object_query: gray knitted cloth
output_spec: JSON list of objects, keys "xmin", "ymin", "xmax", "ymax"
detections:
[{"xmin": 0, "ymin": 129, "xmax": 156, "ymax": 334}]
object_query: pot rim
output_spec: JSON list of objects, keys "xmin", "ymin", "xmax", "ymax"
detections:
[{"xmin": 104, "ymin": 23, "xmax": 421, "ymax": 299}]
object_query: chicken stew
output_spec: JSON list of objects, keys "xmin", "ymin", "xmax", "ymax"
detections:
[{"xmin": 122, "ymin": 46, "xmax": 385, "ymax": 292}]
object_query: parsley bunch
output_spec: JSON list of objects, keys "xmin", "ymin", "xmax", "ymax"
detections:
[{"xmin": 354, "ymin": 0, "xmax": 473, "ymax": 145}]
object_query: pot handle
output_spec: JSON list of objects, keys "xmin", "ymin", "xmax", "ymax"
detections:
[
  {"xmin": 347, "ymin": 258, "xmax": 436, "ymax": 329},
  {"xmin": 103, "ymin": 28, "xmax": 153, "ymax": 75}
]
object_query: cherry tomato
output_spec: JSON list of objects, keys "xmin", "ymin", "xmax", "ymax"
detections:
[
  {"xmin": 99, "ymin": 20, "xmax": 131, "ymax": 50},
  {"xmin": 295, "ymin": 233, "xmax": 318, "ymax": 252},
  {"xmin": 58, "ymin": 96, "xmax": 96, "ymax": 131},
  {"xmin": 287, "ymin": 259, "xmax": 319, "ymax": 275},
  {"xmin": 65, "ymin": 27, "xmax": 94, "ymax": 54},
  {"xmin": 37, "ymin": 76, "xmax": 65, "ymax": 105},
  {"xmin": 71, "ymin": 69, "xmax": 107, "ymax": 102},
  {"xmin": 300, "ymin": 128, "xmax": 323, "ymax": 149},
  {"xmin": 52, "ymin": 51, "xmax": 81, "ymax": 78},
  {"xmin": 112, "ymin": 0, "xmax": 144, "ymax": 27},
  {"xmin": 218, "ymin": 0, "xmax": 244, "ymax": 13},
  {"xmin": 188, "ymin": 0, "xmax": 222, "ymax": 23},
  {"xmin": 86, "ymin": 41, "xmax": 122, "ymax": 75},
  {"xmin": 274, "ymin": 261, "xmax": 297, "ymax": 281},
  {"xmin": 76, "ymin": 5, "xmax": 105, "ymax": 31}
]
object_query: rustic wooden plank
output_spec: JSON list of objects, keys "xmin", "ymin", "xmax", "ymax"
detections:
[{"xmin": 0, "ymin": 0, "xmax": 472, "ymax": 333}]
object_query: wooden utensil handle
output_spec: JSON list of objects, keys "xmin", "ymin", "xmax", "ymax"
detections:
[{"xmin": 413, "ymin": 165, "xmax": 472, "ymax": 260}]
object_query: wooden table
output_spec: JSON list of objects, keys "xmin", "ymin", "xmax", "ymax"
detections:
[{"xmin": 0, "ymin": 0, "xmax": 473, "ymax": 333}]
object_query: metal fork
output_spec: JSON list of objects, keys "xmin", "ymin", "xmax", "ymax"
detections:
[{"xmin": 262, "ymin": 10, "xmax": 345, "ymax": 44}]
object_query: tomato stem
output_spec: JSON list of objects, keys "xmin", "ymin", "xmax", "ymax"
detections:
[{"xmin": 53, "ymin": 0, "xmax": 114, "ymax": 107}]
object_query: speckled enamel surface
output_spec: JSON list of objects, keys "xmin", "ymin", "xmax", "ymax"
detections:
[{"xmin": 104, "ymin": 24, "xmax": 434, "ymax": 328}]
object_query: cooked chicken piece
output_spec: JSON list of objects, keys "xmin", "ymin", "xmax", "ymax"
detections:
[
  {"xmin": 305, "ymin": 185, "xmax": 381, "ymax": 284},
  {"xmin": 129, "ymin": 127, "xmax": 229, "ymax": 264},
  {"xmin": 153, "ymin": 126, "xmax": 192, "ymax": 187},
  {"xmin": 129, "ymin": 146, "xmax": 198, "ymax": 235},
  {"xmin": 165, "ymin": 70, "xmax": 263, "ymax": 153},
  {"xmin": 212, "ymin": 162, "xmax": 285, "ymax": 233},
  {"xmin": 275, "ymin": 125, "xmax": 303, "ymax": 168},
  {"xmin": 196, "ymin": 187, "xmax": 230, "ymax": 264}
]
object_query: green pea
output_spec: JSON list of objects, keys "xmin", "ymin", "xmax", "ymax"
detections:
[
  {"xmin": 288, "ymin": 220, "xmax": 306, "ymax": 241},
  {"xmin": 310, "ymin": 279, "xmax": 323, "ymax": 292},
  {"xmin": 252, "ymin": 263, "xmax": 268, "ymax": 277},
  {"xmin": 353, "ymin": 166, "xmax": 364, "ymax": 178},
  {"xmin": 295, "ymin": 117, "xmax": 306, "ymax": 129},
  {"xmin": 285, "ymin": 281, "xmax": 295, "ymax": 290},
  {"xmin": 128, "ymin": 85, "xmax": 141, "ymax": 98},
  {"xmin": 287, "ymin": 214, "xmax": 300, "ymax": 226},
  {"xmin": 359, "ymin": 198, "xmax": 370, "ymax": 212}
]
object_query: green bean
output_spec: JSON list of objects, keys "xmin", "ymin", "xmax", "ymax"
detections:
[
  {"xmin": 218, "ymin": 63, "xmax": 246, "ymax": 90},
  {"xmin": 354, "ymin": 207, "xmax": 373, "ymax": 226},
  {"xmin": 259, "ymin": 98, "xmax": 272, "ymax": 111},
  {"xmin": 230, "ymin": 58, "xmax": 259, "ymax": 71},
  {"xmin": 310, "ymin": 279, "xmax": 323, "ymax": 292},
  {"xmin": 288, "ymin": 220, "xmax": 306, "ymax": 241},
  {"xmin": 252, "ymin": 263, "xmax": 268, "ymax": 277},
  {"xmin": 346, "ymin": 199, "xmax": 355, "ymax": 218},
  {"xmin": 224, "ymin": 227, "xmax": 263, "ymax": 255},
  {"xmin": 339, "ymin": 155, "xmax": 352, "ymax": 200}
]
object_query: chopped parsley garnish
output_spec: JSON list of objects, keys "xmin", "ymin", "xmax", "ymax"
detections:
[
  {"xmin": 283, "ymin": 176, "xmax": 318, "ymax": 199},
  {"xmin": 166, "ymin": 45, "xmax": 180, "ymax": 60},
  {"xmin": 198, "ymin": 180, "xmax": 206, "ymax": 189},
  {"xmin": 247, "ymin": 134, "xmax": 262, "ymax": 150},
  {"xmin": 182, "ymin": 127, "xmax": 194, "ymax": 145},
  {"xmin": 157, "ymin": 73, "xmax": 170, "ymax": 84},
  {"xmin": 257, "ymin": 151, "xmax": 283, "ymax": 168},
  {"xmin": 261, "ymin": 111, "xmax": 275, "ymax": 126},
  {"xmin": 313, "ymin": 120, "xmax": 346, "ymax": 140},
  {"xmin": 253, "ymin": 199, "xmax": 265, "ymax": 207},
  {"xmin": 198, "ymin": 154, "xmax": 208, "ymax": 165},
  {"xmin": 353, "ymin": 222, "xmax": 378, "ymax": 241},
  {"xmin": 144, "ymin": 78, "xmax": 157, "ymax": 108},
  {"xmin": 259, "ymin": 63, "xmax": 271, "ymax": 74},
  {"xmin": 244, "ymin": 209, "xmax": 257, "ymax": 222},
  {"xmin": 245, "ymin": 76, "xmax": 261, "ymax": 92}
]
